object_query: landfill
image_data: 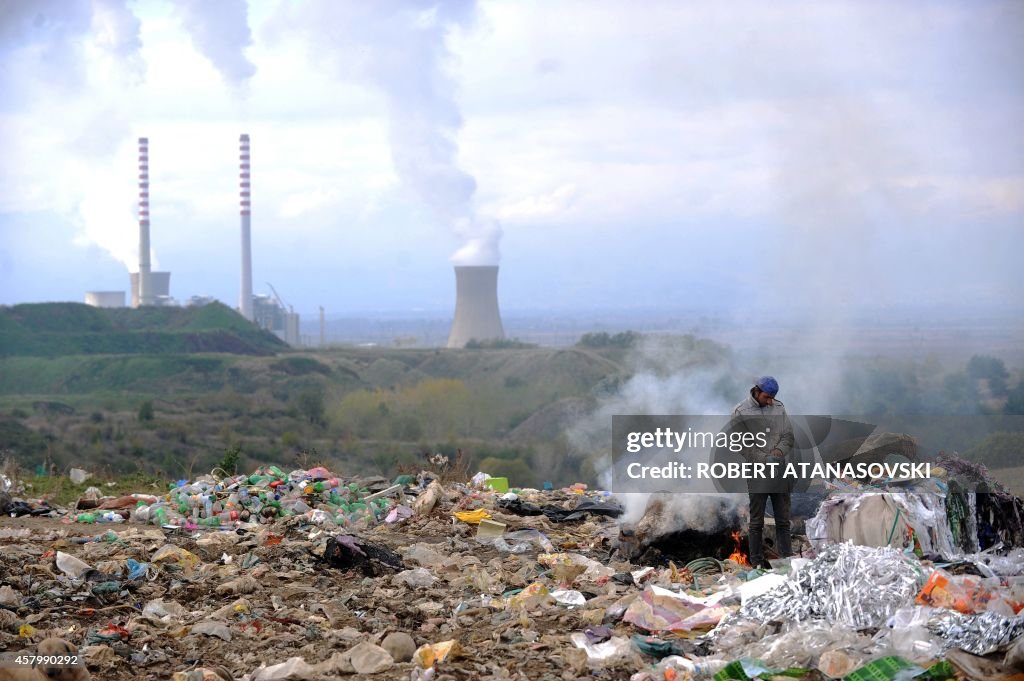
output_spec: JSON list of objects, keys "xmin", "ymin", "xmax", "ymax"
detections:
[{"xmin": 0, "ymin": 458, "xmax": 1023, "ymax": 680}]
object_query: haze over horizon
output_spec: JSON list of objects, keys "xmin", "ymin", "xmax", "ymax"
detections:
[{"xmin": 1, "ymin": 0, "xmax": 1022, "ymax": 321}]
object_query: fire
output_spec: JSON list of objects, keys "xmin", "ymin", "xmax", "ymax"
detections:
[{"xmin": 727, "ymin": 530, "xmax": 750, "ymax": 567}]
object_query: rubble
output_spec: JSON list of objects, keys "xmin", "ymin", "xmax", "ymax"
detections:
[{"xmin": 0, "ymin": 460, "xmax": 1021, "ymax": 680}]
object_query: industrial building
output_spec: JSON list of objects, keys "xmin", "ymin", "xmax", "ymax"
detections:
[
  {"xmin": 81, "ymin": 132, "xmax": 512, "ymax": 350},
  {"xmin": 84, "ymin": 291, "xmax": 125, "ymax": 308}
]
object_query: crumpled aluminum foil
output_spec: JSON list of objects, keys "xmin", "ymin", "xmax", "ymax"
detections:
[
  {"xmin": 719, "ymin": 543, "xmax": 922, "ymax": 634},
  {"xmin": 926, "ymin": 610, "xmax": 1024, "ymax": 656}
]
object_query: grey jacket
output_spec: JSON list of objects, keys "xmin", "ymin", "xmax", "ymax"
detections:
[{"xmin": 730, "ymin": 392, "xmax": 794, "ymax": 465}]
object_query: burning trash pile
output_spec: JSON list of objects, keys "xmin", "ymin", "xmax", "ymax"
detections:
[{"xmin": 0, "ymin": 460, "xmax": 1022, "ymax": 680}]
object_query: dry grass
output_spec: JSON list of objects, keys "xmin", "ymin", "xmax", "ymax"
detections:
[{"xmin": 992, "ymin": 464, "xmax": 1024, "ymax": 498}]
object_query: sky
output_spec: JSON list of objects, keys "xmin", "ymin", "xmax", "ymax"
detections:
[{"xmin": 0, "ymin": 0, "xmax": 1022, "ymax": 319}]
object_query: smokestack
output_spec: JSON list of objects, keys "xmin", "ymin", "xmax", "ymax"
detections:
[
  {"xmin": 137, "ymin": 137, "xmax": 153, "ymax": 306},
  {"xmin": 239, "ymin": 134, "xmax": 254, "ymax": 321},
  {"xmin": 446, "ymin": 266, "xmax": 506, "ymax": 348},
  {"xmin": 319, "ymin": 306, "xmax": 325, "ymax": 347}
]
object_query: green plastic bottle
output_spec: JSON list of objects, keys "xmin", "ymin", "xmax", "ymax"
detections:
[{"xmin": 76, "ymin": 513, "xmax": 96, "ymax": 524}]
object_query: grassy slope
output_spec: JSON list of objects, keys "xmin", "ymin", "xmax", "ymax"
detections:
[{"xmin": 0, "ymin": 302, "xmax": 285, "ymax": 357}]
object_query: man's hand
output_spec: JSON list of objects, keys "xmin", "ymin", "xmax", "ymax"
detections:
[{"xmin": 770, "ymin": 448, "xmax": 785, "ymax": 457}]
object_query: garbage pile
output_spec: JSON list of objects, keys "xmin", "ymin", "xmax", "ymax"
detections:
[
  {"xmin": 807, "ymin": 453, "xmax": 1024, "ymax": 557},
  {"xmin": 0, "ymin": 463, "xmax": 1022, "ymax": 680}
]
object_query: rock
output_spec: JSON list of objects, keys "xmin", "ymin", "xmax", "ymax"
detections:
[
  {"xmin": 393, "ymin": 567, "xmax": 435, "ymax": 588},
  {"xmin": 347, "ymin": 641, "xmax": 393, "ymax": 674},
  {"xmin": 81, "ymin": 644, "xmax": 118, "ymax": 668},
  {"xmin": 404, "ymin": 543, "xmax": 445, "ymax": 568},
  {"xmin": 192, "ymin": 620, "xmax": 233, "ymax": 641},
  {"xmin": 216, "ymin": 575, "xmax": 259, "ymax": 595},
  {"xmin": 382, "ymin": 632, "xmax": 417, "ymax": 662},
  {"xmin": 0, "ymin": 585, "xmax": 19, "ymax": 608}
]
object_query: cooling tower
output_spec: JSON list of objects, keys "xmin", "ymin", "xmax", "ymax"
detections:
[
  {"xmin": 446, "ymin": 266, "xmax": 505, "ymax": 348},
  {"xmin": 239, "ymin": 134, "xmax": 254, "ymax": 321},
  {"xmin": 137, "ymin": 137, "xmax": 153, "ymax": 306}
]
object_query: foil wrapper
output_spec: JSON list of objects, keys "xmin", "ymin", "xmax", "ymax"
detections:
[
  {"xmin": 719, "ymin": 543, "xmax": 922, "ymax": 634},
  {"xmin": 926, "ymin": 610, "xmax": 1024, "ymax": 656}
]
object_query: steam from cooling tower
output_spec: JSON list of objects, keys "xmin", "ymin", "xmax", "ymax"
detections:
[{"xmin": 270, "ymin": 0, "xmax": 502, "ymax": 265}]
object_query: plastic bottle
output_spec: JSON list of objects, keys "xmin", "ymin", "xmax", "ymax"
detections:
[
  {"xmin": 196, "ymin": 516, "xmax": 220, "ymax": 527},
  {"xmin": 99, "ymin": 511, "xmax": 125, "ymax": 523},
  {"xmin": 76, "ymin": 513, "xmax": 97, "ymax": 524},
  {"xmin": 133, "ymin": 505, "xmax": 151, "ymax": 524},
  {"xmin": 152, "ymin": 507, "xmax": 169, "ymax": 526}
]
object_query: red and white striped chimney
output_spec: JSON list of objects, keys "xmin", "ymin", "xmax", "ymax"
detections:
[
  {"xmin": 137, "ymin": 137, "xmax": 153, "ymax": 306},
  {"xmin": 239, "ymin": 134, "xmax": 254, "ymax": 321}
]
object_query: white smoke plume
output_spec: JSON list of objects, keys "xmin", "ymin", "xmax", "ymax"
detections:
[
  {"xmin": 568, "ymin": 335, "xmax": 744, "ymax": 525},
  {"xmin": 174, "ymin": 0, "xmax": 256, "ymax": 89},
  {"xmin": 0, "ymin": 0, "xmax": 145, "ymax": 272},
  {"xmin": 268, "ymin": 0, "xmax": 502, "ymax": 265},
  {"xmin": 570, "ymin": 332, "xmax": 868, "ymax": 529}
]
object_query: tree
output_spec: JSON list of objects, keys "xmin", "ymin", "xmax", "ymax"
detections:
[
  {"xmin": 295, "ymin": 388, "xmax": 326, "ymax": 426},
  {"xmin": 967, "ymin": 355, "xmax": 1009, "ymax": 397},
  {"xmin": 1005, "ymin": 382, "xmax": 1024, "ymax": 416},
  {"xmin": 137, "ymin": 400, "xmax": 154, "ymax": 422}
]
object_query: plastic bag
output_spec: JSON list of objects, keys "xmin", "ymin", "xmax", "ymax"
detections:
[
  {"xmin": 151, "ymin": 544, "xmax": 200, "ymax": 574},
  {"xmin": 884, "ymin": 607, "xmax": 945, "ymax": 664},
  {"xmin": 507, "ymin": 582, "xmax": 553, "ymax": 610},
  {"xmin": 489, "ymin": 529, "xmax": 554, "ymax": 553},
  {"xmin": 569, "ymin": 632, "xmax": 633, "ymax": 664},
  {"xmin": 56, "ymin": 551, "xmax": 92, "ymax": 578}
]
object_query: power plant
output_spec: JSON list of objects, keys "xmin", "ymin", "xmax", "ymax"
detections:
[
  {"xmin": 81, "ymin": 134, "xmax": 507, "ymax": 349},
  {"xmin": 447, "ymin": 265, "xmax": 506, "ymax": 348},
  {"xmin": 239, "ymin": 134, "xmax": 254, "ymax": 321},
  {"xmin": 135, "ymin": 137, "xmax": 160, "ymax": 307},
  {"xmin": 130, "ymin": 271, "xmax": 171, "ymax": 307}
]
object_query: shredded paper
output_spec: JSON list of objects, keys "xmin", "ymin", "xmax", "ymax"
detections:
[{"xmin": 728, "ymin": 543, "xmax": 922, "ymax": 631}]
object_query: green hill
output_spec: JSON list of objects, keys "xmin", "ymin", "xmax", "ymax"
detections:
[{"xmin": 0, "ymin": 302, "xmax": 286, "ymax": 358}]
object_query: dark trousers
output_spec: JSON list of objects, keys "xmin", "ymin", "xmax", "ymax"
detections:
[{"xmin": 748, "ymin": 492, "xmax": 792, "ymax": 567}]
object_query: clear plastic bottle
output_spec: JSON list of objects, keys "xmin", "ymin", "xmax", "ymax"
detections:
[{"xmin": 133, "ymin": 505, "xmax": 151, "ymax": 524}]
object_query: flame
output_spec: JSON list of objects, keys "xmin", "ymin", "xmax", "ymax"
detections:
[{"xmin": 727, "ymin": 530, "xmax": 750, "ymax": 567}]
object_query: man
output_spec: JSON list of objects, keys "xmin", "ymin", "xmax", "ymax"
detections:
[{"xmin": 732, "ymin": 375, "xmax": 794, "ymax": 569}]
